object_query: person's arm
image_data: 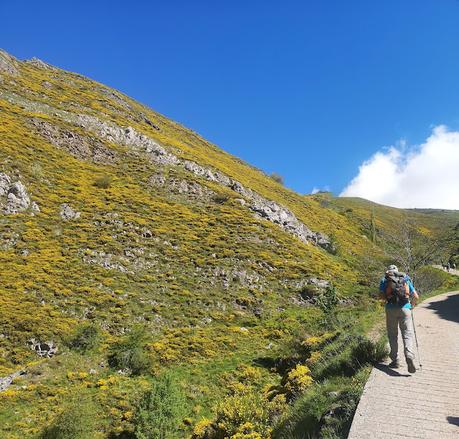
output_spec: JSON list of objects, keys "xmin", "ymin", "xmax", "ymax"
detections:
[
  {"xmin": 407, "ymin": 279, "xmax": 419, "ymax": 306},
  {"xmin": 379, "ymin": 279, "xmax": 387, "ymax": 302}
]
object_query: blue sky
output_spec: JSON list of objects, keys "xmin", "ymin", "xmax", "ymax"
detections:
[{"xmin": 2, "ymin": 0, "xmax": 459, "ymax": 204}]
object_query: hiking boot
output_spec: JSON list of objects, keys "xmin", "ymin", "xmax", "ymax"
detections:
[
  {"xmin": 388, "ymin": 360, "xmax": 400, "ymax": 368},
  {"xmin": 406, "ymin": 358, "xmax": 416, "ymax": 373}
]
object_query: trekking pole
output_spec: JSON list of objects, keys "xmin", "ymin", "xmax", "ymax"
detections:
[{"xmin": 411, "ymin": 309, "xmax": 422, "ymax": 370}]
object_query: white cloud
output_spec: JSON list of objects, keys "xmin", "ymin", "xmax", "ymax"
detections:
[
  {"xmin": 340, "ymin": 126, "xmax": 459, "ymax": 209},
  {"xmin": 311, "ymin": 185, "xmax": 330, "ymax": 194}
]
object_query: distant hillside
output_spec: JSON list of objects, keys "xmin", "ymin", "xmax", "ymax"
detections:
[{"xmin": 1, "ymin": 49, "xmax": 458, "ymax": 438}]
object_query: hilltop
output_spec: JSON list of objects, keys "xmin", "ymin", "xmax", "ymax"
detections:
[{"xmin": 1, "ymin": 49, "xmax": 458, "ymax": 438}]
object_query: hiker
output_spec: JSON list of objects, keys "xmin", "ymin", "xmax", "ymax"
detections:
[{"xmin": 379, "ymin": 264, "xmax": 419, "ymax": 373}]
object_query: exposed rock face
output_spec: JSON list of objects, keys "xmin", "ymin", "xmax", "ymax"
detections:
[
  {"xmin": 0, "ymin": 89, "xmax": 335, "ymax": 252},
  {"xmin": 82, "ymin": 248, "xmax": 156, "ymax": 274},
  {"xmin": 291, "ymin": 277, "xmax": 332, "ymax": 306},
  {"xmin": 181, "ymin": 161, "xmax": 335, "ymax": 252},
  {"xmin": 0, "ymin": 173, "xmax": 11, "ymax": 196},
  {"xmin": 75, "ymin": 116, "xmax": 178, "ymax": 166},
  {"xmin": 25, "ymin": 57, "xmax": 55, "ymax": 70},
  {"xmin": 28, "ymin": 339, "xmax": 58, "ymax": 358},
  {"xmin": 148, "ymin": 173, "xmax": 216, "ymax": 201},
  {"xmin": 60, "ymin": 203, "xmax": 81, "ymax": 220},
  {"xmin": 0, "ymin": 173, "xmax": 38, "ymax": 214},
  {"xmin": 0, "ymin": 49, "xmax": 19, "ymax": 76},
  {"xmin": 31, "ymin": 118, "xmax": 117, "ymax": 164},
  {"xmin": 0, "ymin": 370, "xmax": 26, "ymax": 392}
]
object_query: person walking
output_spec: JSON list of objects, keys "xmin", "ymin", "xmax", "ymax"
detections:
[{"xmin": 379, "ymin": 264, "xmax": 419, "ymax": 373}]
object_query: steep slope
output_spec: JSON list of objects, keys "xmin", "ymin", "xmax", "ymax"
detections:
[{"xmin": 0, "ymin": 49, "xmax": 457, "ymax": 438}]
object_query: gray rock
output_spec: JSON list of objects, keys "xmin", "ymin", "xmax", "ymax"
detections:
[
  {"xmin": 31, "ymin": 118, "xmax": 117, "ymax": 164},
  {"xmin": 148, "ymin": 173, "xmax": 166, "ymax": 186},
  {"xmin": 31, "ymin": 201, "xmax": 40, "ymax": 214},
  {"xmin": 74, "ymin": 117, "xmax": 179, "ymax": 165},
  {"xmin": 0, "ymin": 173, "xmax": 11, "ymax": 196},
  {"xmin": 60, "ymin": 203, "xmax": 81, "ymax": 220},
  {"xmin": 2, "ymin": 180, "xmax": 32, "ymax": 214},
  {"xmin": 0, "ymin": 49, "xmax": 19, "ymax": 76},
  {"xmin": 0, "ymin": 370, "xmax": 26, "ymax": 392},
  {"xmin": 25, "ymin": 57, "xmax": 55, "ymax": 70},
  {"xmin": 28, "ymin": 339, "xmax": 58, "ymax": 357}
]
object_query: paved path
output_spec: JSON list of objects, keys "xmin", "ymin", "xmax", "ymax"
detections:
[{"xmin": 348, "ymin": 291, "xmax": 459, "ymax": 439}]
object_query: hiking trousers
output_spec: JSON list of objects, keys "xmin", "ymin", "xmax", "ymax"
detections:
[{"xmin": 385, "ymin": 306, "xmax": 415, "ymax": 361}]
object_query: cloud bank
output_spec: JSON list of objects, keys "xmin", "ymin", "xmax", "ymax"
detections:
[{"xmin": 340, "ymin": 126, "xmax": 459, "ymax": 209}]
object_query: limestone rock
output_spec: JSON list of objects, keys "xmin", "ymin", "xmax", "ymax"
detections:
[
  {"xmin": 31, "ymin": 118, "xmax": 117, "ymax": 164},
  {"xmin": 28, "ymin": 339, "xmax": 58, "ymax": 358},
  {"xmin": 0, "ymin": 176, "xmax": 37, "ymax": 215},
  {"xmin": 60, "ymin": 203, "xmax": 81, "ymax": 220},
  {"xmin": 0, "ymin": 173, "xmax": 11, "ymax": 196},
  {"xmin": 25, "ymin": 57, "xmax": 55, "ymax": 70},
  {"xmin": 0, "ymin": 49, "xmax": 19, "ymax": 76},
  {"xmin": 0, "ymin": 370, "xmax": 26, "ymax": 392}
]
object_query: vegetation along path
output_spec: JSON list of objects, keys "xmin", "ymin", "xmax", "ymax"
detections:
[{"xmin": 348, "ymin": 291, "xmax": 459, "ymax": 439}]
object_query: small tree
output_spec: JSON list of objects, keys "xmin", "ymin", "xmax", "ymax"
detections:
[
  {"xmin": 134, "ymin": 373, "xmax": 186, "ymax": 439},
  {"xmin": 67, "ymin": 323, "xmax": 101, "ymax": 353},
  {"xmin": 370, "ymin": 209, "xmax": 377, "ymax": 243},
  {"xmin": 108, "ymin": 327, "xmax": 151, "ymax": 375},
  {"xmin": 316, "ymin": 285, "xmax": 339, "ymax": 328},
  {"xmin": 269, "ymin": 172, "xmax": 284, "ymax": 185},
  {"xmin": 383, "ymin": 217, "xmax": 457, "ymax": 281}
]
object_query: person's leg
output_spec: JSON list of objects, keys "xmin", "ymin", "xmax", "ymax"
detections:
[
  {"xmin": 399, "ymin": 307, "xmax": 416, "ymax": 372},
  {"xmin": 386, "ymin": 307, "xmax": 399, "ymax": 362}
]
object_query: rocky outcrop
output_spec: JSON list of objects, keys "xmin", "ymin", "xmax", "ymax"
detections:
[
  {"xmin": 75, "ymin": 116, "xmax": 178, "ymax": 166},
  {"xmin": 31, "ymin": 118, "xmax": 117, "ymax": 164},
  {"xmin": 290, "ymin": 277, "xmax": 332, "ymax": 306},
  {"xmin": 28, "ymin": 339, "xmax": 58, "ymax": 358},
  {"xmin": 60, "ymin": 203, "xmax": 81, "ymax": 220},
  {"xmin": 0, "ymin": 49, "xmax": 19, "ymax": 77},
  {"xmin": 148, "ymin": 173, "xmax": 216, "ymax": 201},
  {"xmin": 82, "ymin": 248, "xmax": 155, "ymax": 274},
  {"xmin": 181, "ymin": 161, "xmax": 335, "ymax": 252},
  {"xmin": 25, "ymin": 57, "xmax": 55, "ymax": 70},
  {"xmin": 0, "ymin": 370, "xmax": 26, "ymax": 392},
  {"xmin": 0, "ymin": 173, "xmax": 39, "ymax": 215},
  {"xmin": 0, "ymin": 90, "xmax": 334, "ymax": 252}
]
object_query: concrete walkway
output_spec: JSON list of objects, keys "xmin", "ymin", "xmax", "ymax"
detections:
[{"xmin": 348, "ymin": 291, "xmax": 459, "ymax": 439}]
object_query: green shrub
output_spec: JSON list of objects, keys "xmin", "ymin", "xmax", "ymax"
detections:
[
  {"xmin": 311, "ymin": 335, "xmax": 387, "ymax": 381},
  {"xmin": 212, "ymin": 194, "xmax": 230, "ymax": 204},
  {"xmin": 349, "ymin": 336, "xmax": 387, "ymax": 369},
  {"xmin": 213, "ymin": 392, "xmax": 272, "ymax": 438},
  {"xmin": 272, "ymin": 380, "xmax": 364, "ymax": 439},
  {"xmin": 93, "ymin": 175, "xmax": 112, "ymax": 188},
  {"xmin": 316, "ymin": 286, "xmax": 339, "ymax": 328},
  {"xmin": 40, "ymin": 396, "xmax": 96, "ymax": 439},
  {"xmin": 67, "ymin": 324, "xmax": 101, "ymax": 353},
  {"xmin": 282, "ymin": 364, "xmax": 314, "ymax": 400},
  {"xmin": 108, "ymin": 327, "xmax": 151, "ymax": 375},
  {"xmin": 269, "ymin": 173, "xmax": 284, "ymax": 185},
  {"xmin": 133, "ymin": 373, "xmax": 186, "ymax": 439}
]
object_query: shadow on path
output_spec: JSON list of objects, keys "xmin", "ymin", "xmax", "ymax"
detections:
[
  {"xmin": 447, "ymin": 416, "xmax": 459, "ymax": 426},
  {"xmin": 425, "ymin": 293, "xmax": 459, "ymax": 325},
  {"xmin": 374, "ymin": 363, "xmax": 411, "ymax": 377}
]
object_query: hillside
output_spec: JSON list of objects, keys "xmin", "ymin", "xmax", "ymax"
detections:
[{"xmin": 1, "ymin": 49, "xmax": 458, "ymax": 438}]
